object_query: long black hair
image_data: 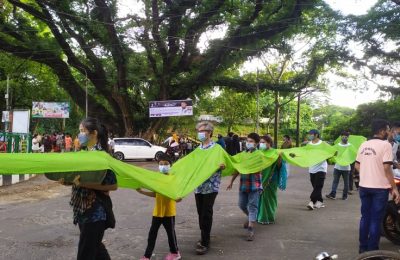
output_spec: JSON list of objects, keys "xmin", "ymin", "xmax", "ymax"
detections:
[{"xmin": 80, "ymin": 117, "xmax": 110, "ymax": 153}]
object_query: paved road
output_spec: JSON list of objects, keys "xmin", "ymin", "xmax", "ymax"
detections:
[{"xmin": 0, "ymin": 161, "xmax": 398, "ymax": 260}]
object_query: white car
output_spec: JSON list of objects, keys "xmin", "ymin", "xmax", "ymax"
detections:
[{"xmin": 112, "ymin": 138, "xmax": 166, "ymax": 161}]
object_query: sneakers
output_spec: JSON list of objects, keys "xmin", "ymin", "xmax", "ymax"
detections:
[
  {"xmin": 196, "ymin": 244, "xmax": 209, "ymax": 255},
  {"xmin": 140, "ymin": 257, "xmax": 150, "ymax": 260},
  {"xmin": 308, "ymin": 201, "xmax": 325, "ymax": 210},
  {"xmin": 314, "ymin": 201, "xmax": 325, "ymax": 209},
  {"xmin": 165, "ymin": 252, "xmax": 181, "ymax": 260},
  {"xmin": 325, "ymin": 194, "xmax": 336, "ymax": 200},
  {"xmin": 342, "ymin": 197, "xmax": 348, "ymax": 200}
]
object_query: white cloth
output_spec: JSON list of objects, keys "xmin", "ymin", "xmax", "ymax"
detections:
[
  {"xmin": 308, "ymin": 140, "xmax": 328, "ymax": 173},
  {"xmin": 334, "ymin": 142, "xmax": 351, "ymax": 171}
]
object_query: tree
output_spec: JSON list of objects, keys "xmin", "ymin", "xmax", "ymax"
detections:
[
  {"xmin": 0, "ymin": 52, "xmax": 82, "ymax": 134},
  {"xmin": 213, "ymin": 88, "xmax": 256, "ymax": 133},
  {"xmin": 0, "ymin": 0, "xmax": 336, "ymax": 136},
  {"xmin": 344, "ymin": 0, "xmax": 400, "ymax": 95}
]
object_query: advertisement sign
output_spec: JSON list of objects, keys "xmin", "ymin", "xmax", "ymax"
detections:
[
  {"xmin": 1, "ymin": 111, "xmax": 9, "ymax": 122},
  {"xmin": 12, "ymin": 110, "xmax": 30, "ymax": 134},
  {"xmin": 149, "ymin": 99, "xmax": 193, "ymax": 118},
  {"xmin": 32, "ymin": 102, "xmax": 70, "ymax": 118}
]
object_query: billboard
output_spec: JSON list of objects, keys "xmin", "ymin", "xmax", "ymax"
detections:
[
  {"xmin": 12, "ymin": 110, "xmax": 30, "ymax": 134},
  {"xmin": 32, "ymin": 102, "xmax": 70, "ymax": 118},
  {"xmin": 149, "ymin": 99, "xmax": 193, "ymax": 118}
]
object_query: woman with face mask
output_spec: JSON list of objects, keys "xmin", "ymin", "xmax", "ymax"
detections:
[
  {"xmin": 64, "ymin": 118, "xmax": 117, "ymax": 260},
  {"xmin": 257, "ymin": 135, "xmax": 287, "ymax": 225},
  {"xmin": 193, "ymin": 121, "xmax": 225, "ymax": 255},
  {"xmin": 227, "ymin": 133, "xmax": 263, "ymax": 241}
]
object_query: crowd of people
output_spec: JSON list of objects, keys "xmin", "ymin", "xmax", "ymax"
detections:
[
  {"xmin": 31, "ymin": 132, "xmax": 78, "ymax": 153},
  {"xmin": 25, "ymin": 118, "xmax": 400, "ymax": 259}
]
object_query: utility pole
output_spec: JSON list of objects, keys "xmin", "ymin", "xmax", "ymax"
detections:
[
  {"xmin": 4, "ymin": 75, "xmax": 10, "ymax": 132},
  {"xmin": 296, "ymin": 92, "xmax": 300, "ymax": 147},
  {"xmin": 256, "ymin": 69, "xmax": 260, "ymax": 134}
]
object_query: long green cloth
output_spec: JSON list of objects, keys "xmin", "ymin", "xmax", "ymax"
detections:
[
  {"xmin": 334, "ymin": 135, "xmax": 367, "ymax": 150},
  {"xmin": 0, "ymin": 145, "xmax": 276, "ymax": 199},
  {"xmin": 279, "ymin": 142, "xmax": 337, "ymax": 167},
  {"xmin": 0, "ymin": 137, "xmax": 365, "ymax": 199}
]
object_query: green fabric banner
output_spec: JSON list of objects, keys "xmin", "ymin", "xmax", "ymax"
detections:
[
  {"xmin": 279, "ymin": 142, "xmax": 337, "ymax": 168},
  {"xmin": 334, "ymin": 135, "xmax": 367, "ymax": 150},
  {"xmin": 0, "ymin": 136, "xmax": 366, "ymax": 199},
  {"xmin": 331, "ymin": 143, "xmax": 358, "ymax": 166}
]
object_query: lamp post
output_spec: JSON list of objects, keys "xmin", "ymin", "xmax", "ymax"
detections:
[{"xmin": 4, "ymin": 75, "xmax": 10, "ymax": 132}]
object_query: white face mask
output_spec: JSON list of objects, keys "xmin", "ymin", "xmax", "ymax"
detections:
[
  {"xmin": 259, "ymin": 143, "xmax": 268, "ymax": 150},
  {"xmin": 159, "ymin": 165, "xmax": 170, "ymax": 174},
  {"xmin": 246, "ymin": 142, "xmax": 255, "ymax": 150},
  {"xmin": 198, "ymin": 132, "xmax": 207, "ymax": 142}
]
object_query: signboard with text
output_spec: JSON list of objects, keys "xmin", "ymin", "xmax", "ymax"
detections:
[
  {"xmin": 149, "ymin": 99, "xmax": 193, "ymax": 118},
  {"xmin": 1, "ymin": 111, "xmax": 9, "ymax": 122},
  {"xmin": 32, "ymin": 102, "xmax": 70, "ymax": 118}
]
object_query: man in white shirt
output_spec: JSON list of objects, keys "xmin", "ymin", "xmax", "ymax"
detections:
[
  {"xmin": 326, "ymin": 131, "xmax": 351, "ymax": 200},
  {"xmin": 307, "ymin": 129, "xmax": 328, "ymax": 210}
]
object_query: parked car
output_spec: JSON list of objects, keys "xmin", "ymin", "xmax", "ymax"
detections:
[{"xmin": 112, "ymin": 138, "xmax": 166, "ymax": 161}]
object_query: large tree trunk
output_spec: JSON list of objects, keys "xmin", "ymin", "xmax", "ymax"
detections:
[{"xmin": 142, "ymin": 117, "xmax": 169, "ymax": 141}]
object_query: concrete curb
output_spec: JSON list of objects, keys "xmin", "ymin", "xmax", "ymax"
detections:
[{"xmin": 0, "ymin": 174, "xmax": 36, "ymax": 186}]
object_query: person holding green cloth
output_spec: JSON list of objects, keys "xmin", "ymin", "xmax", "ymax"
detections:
[{"xmin": 257, "ymin": 135, "xmax": 287, "ymax": 224}]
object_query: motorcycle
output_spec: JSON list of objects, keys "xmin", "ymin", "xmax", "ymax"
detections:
[
  {"xmin": 164, "ymin": 145, "xmax": 181, "ymax": 162},
  {"xmin": 382, "ymin": 176, "xmax": 400, "ymax": 245}
]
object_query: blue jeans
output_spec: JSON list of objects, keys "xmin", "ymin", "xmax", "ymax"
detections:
[
  {"xmin": 329, "ymin": 169, "xmax": 349, "ymax": 199},
  {"xmin": 239, "ymin": 191, "xmax": 260, "ymax": 222},
  {"xmin": 359, "ymin": 187, "xmax": 389, "ymax": 253}
]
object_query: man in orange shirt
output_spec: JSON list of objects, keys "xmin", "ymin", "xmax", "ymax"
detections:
[
  {"xmin": 355, "ymin": 119, "xmax": 400, "ymax": 253},
  {"xmin": 64, "ymin": 134, "xmax": 73, "ymax": 152}
]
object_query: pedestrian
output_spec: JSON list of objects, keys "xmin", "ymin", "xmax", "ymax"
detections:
[
  {"xmin": 137, "ymin": 155, "xmax": 182, "ymax": 260},
  {"xmin": 326, "ymin": 131, "xmax": 352, "ymax": 201},
  {"xmin": 73, "ymin": 135, "xmax": 80, "ymax": 152},
  {"xmin": 32, "ymin": 134, "xmax": 41, "ymax": 153},
  {"xmin": 43, "ymin": 134, "xmax": 52, "ymax": 153},
  {"xmin": 64, "ymin": 133, "xmax": 73, "ymax": 152},
  {"xmin": 186, "ymin": 141, "xmax": 192, "ymax": 154},
  {"xmin": 281, "ymin": 135, "xmax": 293, "ymax": 149},
  {"xmin": 225, "ymin": 132, "xmax": 235, "ymax": 155},
  {"xmin": 216, "ymin": 134, "xmax": 226, "ymax": 149},
  {"xmin": 280, "ymin": 135, "xmax": 292, "ymax": 177},
  {"xmin": 227, "ymin": 133, "xmax": 262, "ymax": 241},
  {"xmin": 355, "ymin": 119, "xmax": 400, "ymax": 253},
  {"xmin": 194, "ymin": 121, "xmax": 225, "ymax": 255},
  {"xmin": 257, "ymin": 135, "xmax": 287, "ymax": 225},
  {"xmin": 390, "ymin": 122, "xmax": 400, "ymax": 169},
  {"xmin": 307, "ymin": 129, "xmax": 328, "ymax": 210},
  {"xmin": 56, "ymin": 132, "xmax": 64, "ymax": 152},
  {"xmin": 108, "ymin": 135, "xmax": 115, "ymax": 154},
  {"xmin": 62, "ymin": 118, "xmax": 117, "ymax": 260}
]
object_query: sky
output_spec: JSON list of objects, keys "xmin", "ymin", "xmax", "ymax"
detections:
[
  {"xmin": 119, "ymin": 0, "xmax": 383, "ymax": 109},
  {"xmin": 323, "ymin": 0, "xmax": 381, "ymax": 108}
]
